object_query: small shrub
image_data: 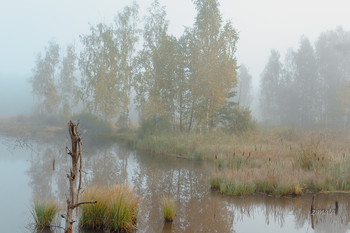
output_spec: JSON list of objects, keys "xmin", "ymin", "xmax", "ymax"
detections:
[
  {"xmin": 161, "ymin": 196, "xmax": 175, "ymax": 222},
  {"xmin": 32, "ymin": 199, "xmax": 58, "ymax": 229},
  {"xmin": 219, "ymin": 105, "xmax": 257, "ymax": 134},
  {"xmin": 71, "ymin": 113, "xmax": 111, "ymax": 136},
  {"xmin": 138, "ymin": 116, "xmax": 172, "ymax": 138}
]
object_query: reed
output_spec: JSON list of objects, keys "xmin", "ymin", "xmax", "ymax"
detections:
[{"xmin": 161, "ymin": 196, "xmax": 176, "ymax": 222}]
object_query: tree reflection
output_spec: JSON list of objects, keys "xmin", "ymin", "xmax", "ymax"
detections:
[
  {"xmin": 27, "ymin": 147, "xmax": 56, "ymax": 200},
  {"xmin": 26, "ymin": 139, "xmax": 350, "ymax": 233}
]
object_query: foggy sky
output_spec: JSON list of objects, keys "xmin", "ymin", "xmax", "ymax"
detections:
[{"xmin": 1, "ymin": 0, "xmax": 350, "ymax": 115}]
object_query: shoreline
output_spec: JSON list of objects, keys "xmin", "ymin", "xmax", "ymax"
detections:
[{"xmin": 2, "ymin": 117, "xmax": 350, "ymax": 197}]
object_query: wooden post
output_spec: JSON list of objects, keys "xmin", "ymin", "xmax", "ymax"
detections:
[
  {"xmin": 335, "ymin": 201, "xmax": 338, "ymax": 215},
  {"xmin": 310, "ymin": 195, "xmax": 315, "ymax": 230},
  {"xmin": 310, "ymin": 195, "xmax": 315, "ymax": 214}
]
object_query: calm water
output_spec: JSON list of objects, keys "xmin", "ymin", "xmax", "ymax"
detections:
[{"xmin": 0, "ymin": 135, "xmax": 350, "ymax": 233}]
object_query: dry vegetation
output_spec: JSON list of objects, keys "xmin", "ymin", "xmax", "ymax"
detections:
[
  {"xmin": 211, "ymin": 128, "xmax": 350, "ymax": 196},
  {"xmin": 119, "ymin": 128, "xmax": 350, "ymax": 196}
]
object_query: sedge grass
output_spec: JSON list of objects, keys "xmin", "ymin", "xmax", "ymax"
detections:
[
  {"xmin": 161, "ymin": 196, "xmax": 175, "ymax": 222},
  {"xmin": 80, "ymin": 185, "xmax": 139, "ymax": 232},
  {"xmin": 106, "ymin": 185, "xmax": 139, "ymax": 232},
  {"xmin": 80, "ymin": 187, "xmax": 107, "ymax": 230},
  {"xmin": 31, "ymin": 199, "xmax": 58, "ymax": 229}
]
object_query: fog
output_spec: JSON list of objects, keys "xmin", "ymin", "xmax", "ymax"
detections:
[
  {"xmin": 1, "ymin": 0, "xmax": 350, "ymax": 125},
  {"xmin": 2, "ymin": 2, "xmax": 350, "ymax": 232}
]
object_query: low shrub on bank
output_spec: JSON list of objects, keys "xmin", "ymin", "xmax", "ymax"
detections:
[{"xmin": 71, "ymin": 113, "xmax": 111, "ymax": 136}]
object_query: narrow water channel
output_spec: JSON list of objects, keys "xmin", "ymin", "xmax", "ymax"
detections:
[{"xmin": 0, "ymin": 135, "xmax": 349, "ymax": 233}]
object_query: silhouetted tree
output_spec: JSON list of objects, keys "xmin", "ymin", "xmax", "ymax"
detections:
[
  {"xmin": 30, "ymin": 41, "xmax": 60, "ymax": 114},
  {"xmin": 293, "ymin": 37, "xmax": 321, "ymax": 127},
  {"xmin": 260, "ymin": 50, "xmax": 283, "ymax": 124},
  {"xmin": 236, "ymin": 64, "xmax": 253, "ymax": 107},
  {"xmin": 59, "ymin": 44, "xmax": 78, "ymax": 116}
]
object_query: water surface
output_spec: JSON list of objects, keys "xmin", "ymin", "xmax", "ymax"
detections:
[{"xmin": 0, "ymin": 135, "xmax": 349, "ymax": 233}]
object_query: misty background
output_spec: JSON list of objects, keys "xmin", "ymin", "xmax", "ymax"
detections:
[{"xmin": 1, "ymin": 0, "xmax": 350, "ymax": 120}]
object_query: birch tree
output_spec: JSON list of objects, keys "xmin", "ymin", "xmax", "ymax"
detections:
[{"xmin": 30, "ymin": 41, "xmax": 60, "ymax": 114}]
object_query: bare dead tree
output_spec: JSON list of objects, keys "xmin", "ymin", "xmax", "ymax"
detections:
[{"xmin": 63, "ymin": 120, "xmax": 96, "ymax": 233}]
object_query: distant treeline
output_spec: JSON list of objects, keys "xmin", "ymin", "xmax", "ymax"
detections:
[
  {"xmin": 260, "ymin": 28, "xmax": 350, "ymax": 129},
  {"xmin": 29, "ymin": 0, "xmax": 256, "ymax": 134}
]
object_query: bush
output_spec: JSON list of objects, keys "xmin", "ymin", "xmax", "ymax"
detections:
[
  {"xmin": 138, "ymin": 116, "xmax": 171, "ymax": 138},
  {"xmin": 71, "ymin": 113, "xmax": 111, "ymax": 136},
  {"xmin": 219, "ymin": 105, "xmax": 257, "ymax": 134}
]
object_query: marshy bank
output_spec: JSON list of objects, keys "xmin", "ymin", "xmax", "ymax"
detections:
[{"xmin": 117, "ymin": 128, "xmax": 350, "ymax": 196}]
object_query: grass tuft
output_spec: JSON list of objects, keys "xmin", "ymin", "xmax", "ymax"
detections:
[
  {"xmin": 106, "ymin": 185, "xmax": 139, "ymax": 232},
  {"xmin": 31, "ymin": 199, "xmax": 58, "ymax": 229},
  {"xmin": 80, "ymin": 185, "xmax": 139, "ymax": 232},
  {"xmin": 161, "ymin": 196, "xmax": 176, "ymax": 222},
  {"xmin": 80, "ymin": 187, "xmax": 107, "ymax": 230}
]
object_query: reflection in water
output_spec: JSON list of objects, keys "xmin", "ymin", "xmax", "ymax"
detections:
[
  {"xmin": 310, "ymin": 195, "xmax": 350, "ymax": 233},
  {"xmin": 14, "ymin": 137, "xmax": 350, "ymax": 232}
]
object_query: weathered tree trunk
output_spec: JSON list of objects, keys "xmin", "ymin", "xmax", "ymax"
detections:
[
  {"xmin": 64, "ymin": 121, "xmax": 82, "ymax": 233},
  {"xmin": 63, "ymin": 121, "xmax": 96, "ymax": 233}
]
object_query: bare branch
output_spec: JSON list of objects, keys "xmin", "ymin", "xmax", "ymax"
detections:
[{"xmin": 73, "ymin": 200, "xmax": 97, "ymax": 208}]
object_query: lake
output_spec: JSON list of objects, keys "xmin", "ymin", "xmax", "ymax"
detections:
[{"xmin": 0, "ymin": 135, "xmax": 349, "ymax": 233}]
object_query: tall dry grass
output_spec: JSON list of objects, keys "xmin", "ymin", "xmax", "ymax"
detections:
[
  {"xmin": 211, "ymin": 129, "xmax": 350, "ymax": 196},
  {"xmin": 119, "ymin": 128, "xmax": 350, "ymax": 196}
]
